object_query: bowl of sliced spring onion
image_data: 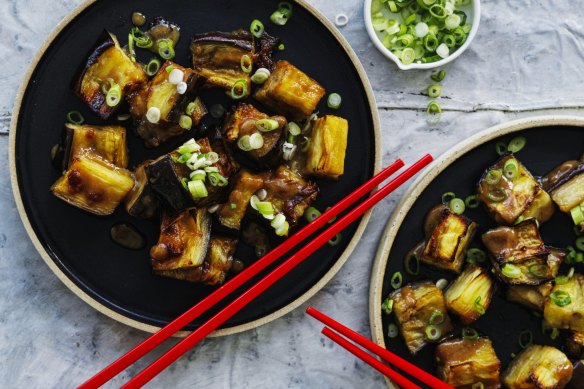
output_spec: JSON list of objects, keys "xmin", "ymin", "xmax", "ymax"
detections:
[{"xmin": 364, "ymin": 0, "xmax": 480, "ymax": 70}]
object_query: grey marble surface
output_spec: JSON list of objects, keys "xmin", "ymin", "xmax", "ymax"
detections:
[{"xmin": 1, "ymin": 0, "xmax": 584, "ymax": 388}]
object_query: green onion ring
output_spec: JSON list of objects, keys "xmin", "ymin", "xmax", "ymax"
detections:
[
  {"xmin": 431, "ymin": 69, "xmax": 446, "ymax": 82},
  {"xmin": 429, "ymin": 310, "xmax": 445, "ymax": 325},
  {"xmin": 550, "ymin": 290, "xmax": 572, "ymax": 307},
  {"xmin": 466, "ymin": 248, "xmax": 486, "ymax": 264},
  {"xmin": 387, "ymin": 323, "xmax": 399, "ymax": 338},
  {"xmin": 507, "ymin": 136, "xmax": 527, "ymax": 153},
  {"xmin": 428, "ymin": 84, "xmax": 442, "ymax": 98},
  {"xmin": 328, "ymin": 233, "xmax": 342, "ymax": 246},
  {"xmin": 501, "ymin": 263, "xmax": 521, "ymax": 279},
  {"xmin": 327, "ymin": 93, "xmax": 342, "ymax": 109},
  {"xmin": 250, "ymin": 19, "xmax": 265, "ymax": 38},
  {"xmin": 449, "ymin": 198, "xmax": 465, "ymax": 214},
  {"xmin": 158, "ymin": 39, "xmax": 175, "ymax": 60},
  {"xmin": 574, "ymin": 236, "xmax": 584, "ymax": 251},
  {"xmin": 462, "ymin": 327, "xmax": 479, "ymax": 341},
  {"xmin": 503, "ymin": 158, "xmax": 519, "ymax": 180},
  {"xmin": 527, "ymin": 263, "xmax": 547, "ymax": 278},
  {"xmin": 441, "ymin": 192, "xmax": 456, "ymax": 204},
  {"xmin": 465, "ymin": 195, "xmax": 479, "ymax": 209},
  {"xmin": 487, "ymin": 188, "xmax": 508, "ymax": 203},
  {"xmin": 105, "ymin": 83, "xmax": 122, "ymax": 107},
  {"xmin": 518, "ymin": 330, "xmax": 533, "ymax": 349},
  {"xmin": 131, "ymin": 27, "xmax": 153, "ymax": 48},
  {"xmin": 145, "ymin": 58, "xmax": 161, "ymax": 76},
  {"xmin": 240, "ymin": 54, "xmax": 253, "ymax": 73},
  {"xmin": 495, "ymin": 142, "xmax": 508, "ymax": 155},
  {"xmin": 66, "ymin": 110, "xmax": 85, "ymax": 125},
  {"xmin": 404, "ymin": 253, "xmax": 420, "ymax": 275},
  {"xmin": 230, "ymin": 79, "xmax": 248, "ymax": 100},
  {"xmin": 425, "ymin": 100, "xmax": 442, "ymax": 124},
  {"xmin": 381, "ymin": 298, "xmax": 394, "ymax": 315},
  {"xmin": 485, "ymin": 169, "xmax": 503, "ymax": 185},
  {"xmin": 474, "ymin": 296, "xmax": 486, "ymax": 315},
  {"xmin": 304, "ymin": 206, "xmax": 321, "ymax": 222},
  {"xmin": 425, "ymin": 325, "xmax": 442, "ymax": 341},
  {"xmin": 390, "ymin": 271, "xmax": 403, "ymax": 289}
]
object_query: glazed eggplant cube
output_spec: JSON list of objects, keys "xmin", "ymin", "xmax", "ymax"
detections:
[
  {"xmin": 124, "ymin": 161, "xmax": 159, "ymax": 219},
  {"xmin": 63, "ymin": 123, "xmax": 128, "ymax": 169},
  {"xmin": 477, "ymin": 154, "xmax": 554, "ymax": 225},
  {"xmin": 482, "ymin": 219, "xmax": 564, "ymax": 285},
  {"xmin": 444, "ymin": 265, "xmax": 495, "ymax": 324},
  {"xmin": 502, "ymin": 345, "xmax": 573, "ymax": 389},
  {"xmin": 150, "ymin": 208, "xmax": 211, "ymax": 272},
  {"xmin": 51, "ymin": 152, "xmax": 134, "ymax": 216},
  {"xmin": 222, "ymin": 103, "xmax": 286, "ymax": 164},
  {"xmin": 217, "ymin": 170, "xmax": 265, "ymax": 230},
  {"xmin": 155, "ymin": 236, "xmax": 237, "ymax": 286},
  {"xmin": 254, "ymin": 60, "xmax": 326, "ymax": 120},
  {"xmin": 74, "ymin": 31, "xmax": 147, "ymax": 119},
  {"xmin": 128, "ymin": 61, "xmax": 202, "ymax": 147},
  {"xmin": 190, "ymin": 30, "xmax": 279, "ymax": 96},
  {"xmin": 421, "ymin": 208, "xmax": 478, "ymax": 273},
  {"xmin": 506, "ymin": 282, "xmax": 553, "ymax": 312},
  {"xmin": 543, "ymin": 273, "xmax": 584, "ymax": 332},
  {"xmin": 389, "ymin": 282, "xmax": 454, "ymax": 354},
  {"xmin": 188, "ymin": 96, "xmax": 208, "ymax": 126},
  {"xmin": 305, "ymin": 115, "xmax": 348, "ymax": 179},
  {"xmin": 435, "ymin": 337, "xmax": 501, "ymax": 389}
]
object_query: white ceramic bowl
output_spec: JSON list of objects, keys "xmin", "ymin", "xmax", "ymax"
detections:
[{"xmin": 363, "ymin": 0, "xmax": 481, "ymax": 70}]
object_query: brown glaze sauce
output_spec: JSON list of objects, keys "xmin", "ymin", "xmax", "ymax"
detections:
[
  {"xmin": 540, "ymin": 160, "xmax": 580, "ymax": 192},
  {"xmin": 423, "ymin": 204, "xmax": 448, "ymax": 236},
  {"xmin": 131, "ymin": 11, "xmax": 146, "ymax": 27},
  {"xmin": 110, "ymin": 222, "xmax": 146, "ymax": 250}
]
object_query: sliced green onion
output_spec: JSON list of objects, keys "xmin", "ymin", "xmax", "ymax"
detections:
[
  {"xmin": 423, "ymin": 33, "xmax": 439, "ymax": 51},
  {"xmin": 257, "ymin": 201, "xmax": 275, "ymax": 216},
  {"xmin": 66, "ymin": 110, "xmax": 84, "ymax": 124},
  {"xmin": 399, "ymin": 47, "xmax": 415, "ymax": 64},
  {"xmin": 425, "ymin": 325, "xmax": 441, "ymax": 341},
  {"xmin": 251, "ymin": 68, "xmax": 270, "ymax": 84},
  {"xmin": 449, "ymin": 198, "xmax": 465, "ymax": 214},
  {"xmin": 429, "ymin": 310, "xmax": 445, "ymax": 325},
  {"xmin": 387, "ymin": 323, "xmax": 399, "ymax": 338},
  {"xmin": 249, "ymin": 132, "xmax": 264, "ymax": 149},
  {"xmin": 462, "ymin": 327, "xmax": 479, "ymax": 341},
  {"xmin": 207, "ymin": 172, "xmax": 228, "ymax": 187},
  {"xmin": 429, "ymin": 4, "xmax": 447, "ymax": 19},
  {"xmin": 503, "ymin": 158, "xmax": 519, "ymax": 180},
  {"xmin": 270, "ymin": 6, "xmax": 291, "ymax": 26},
  {"xmin": 514, "ymin": 216, "xmax": 525, "ymax": 225},
  {"xmin": 230, "ymin": 203, "xmax": 237, "ymax": 209},
  {"xmin": 487, "ymin": 188, "xmax": 507, "ymax": 203},
  {"xmin": 328, "ymin": 233, "xmax": 342, "ymax": 246},
  {"xmin": 425, "ymin": 100, "xmax": 442, "ymax": 124},
  {"xmin": 474, "ymin": 296, "xmax": 486, "ymax": 315},
  {"xmin": 518, "ymin": 330, "xmax": 533, "ymax": 349},
  {"xmin": 382, "ymin": 298, "xmax": 394, "ymax": 315},
  {"xmin": 157, "ymin": 39, "xmax": 175, "ymax": 60},
  {"xmin": 131, "ymin": 27, "xmax": 153, "ymax": 48},
  {"xmin": 528, "ymin": 263, "xmax": 548, "ymax": 278},
  {"xmin": 165, "ymin": 65, "xmax": 174, "ymax": 73},
  {"xmin": 436, "ymin": 278, "xmax": 448, "ymax": 290},
  {"xmin": 250, "ymin": 19, "xmax": 265, "ymax": 38},
  {"xmin": 502, "ymin": 263, "xmax": 521, "ymax": 279},
  {"xmin": 237, "ymin": 135, "xmax": 253, "ymax": 151},
  {"xmin": 485, "ymin": 169, "xmax": 502, "ymax": 185},
  {"xmin": 570, "ymin": 204, "xmax": 584, "ymax": 225},
  {"xmin": 255, "ymin": 118, "xmax": 280, "ymax": 132},
  {"xmin": 495, "ymin": 142, "xmax": 507, "ymax": 156},
  {"xmin": 240, "ymin": 54, "xmax": 253, "ymax": 73},
  {"xmin": 188, "ymin": 180, "xmax": 208, "ymax": 199},
  {"xmin": 466, "ymin": 248, "xmax": 486, "ymax": 264},
  {"xmin": 427, "ymin": 84, "xmax": 442, "ymax": 98},
  {"xmin": 105, "ymin": 83, "xmax": 122, "ymax": 107},
  {"xmin": 327, "ymin": 93, "xmax": 342, "ymax": 109},
  {"xmin": 575, "ymin": 236, "xmax": 584, "ymax": 251},
  {"xmin": 145, "ymin": 58, "xmax": 161, "ymax": 76},
  {"xmin": 190, "ymin": 170, "xmax": 206, "ymax": 181},
  {"xmin": 230, "ymin": 79, "xmax": 248, "ymax": 100},
  {"xmin": 443, "ymin": 34, "xmax": 456, "ymax": 48},
  {"xmin": 304, "ymin": 206, "xmax": 321, "ymax": 222},
  {"xmin": 431, "ymin": 69, "xmax": 446, "ymax": 82},
  {"xmin": 507, "ymin": 136, "xmax": 526, "ymax": 153},
  {"xmin": 465, "ymin": 195, "xmax": 479, "ymax": 209},
  {"xmin": 185, "ymin": 101, "xmax": 196, "ymax": 116},
  {"xmin": 441, "ymin": 192, "xmax": 456, "ymax": 204},
  {"xmin": 404, "ymin": 253, "xmax": 420, "ymax": 275},
  {"xmin": 550, "ymin": 328, "xmax": 560, "ymax": 340},
  {"xmin": 278, "ymin": 43, "xmax": 285, "ymax": 50},
  {"xmin": 178, "ymin": 139, "xmax": 201, "ymax": 154},
  {"xmin": 550, "ymin": 290, "xmax": 572, "ymax": 307},
  {"xmin": 436, "ymin": 43, "xmax": 449, "ymax": 58},
  {"xmin": 390, "ymin": 272, "xmax": 403, "ymax": 289},
  {"xmin": 274, "ymin": 220, "xmax": 290, "ymax": 236},
  {"xmin": 286, "ymin": 122, "xmax": 301, "ymax": 136},
  {"xmin": 179, "ymin": 115, "xmax": 192, "ymax": 130},
  {"xmin": 444, "ymin": 14, "xmax": 461, "ymax": 30}
]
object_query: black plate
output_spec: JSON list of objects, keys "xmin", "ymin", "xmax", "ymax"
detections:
[
  {"xmin": 379, "ymin": 125, "xmax": 583, "ymax": 387},
  {"xmin": 13, "ymin": 0, "xmax": 378, "ymax": 331}
]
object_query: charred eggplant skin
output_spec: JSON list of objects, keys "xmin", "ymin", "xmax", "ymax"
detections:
[
  {"xmin": 124, "ymin": 161, "xmax": 159, "ymax": 219},
  {"xmin": 146, "ymin": 152, "xmax": 194, "ymax": 211}
]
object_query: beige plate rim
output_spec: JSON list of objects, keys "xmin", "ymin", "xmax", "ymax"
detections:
[
  {"xmin": 9, "ymin": 0, "xmax": 382, "ymax": 337},
  {"xmin": 368, "ymin": 115, "xmax": 584, "ymax": 388}
]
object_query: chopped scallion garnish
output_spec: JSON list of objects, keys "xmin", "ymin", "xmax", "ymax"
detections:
[
  {"xmin": 507, "ymin": 136, "xmax": 526, "ymax": 153},
  {"xmin": 427, "ymin": 84, "xmax": 442, "ymax": 98},
  {"xmin": 230, "ymin": 79, "xmax": 248, "ymax": 100},
  {"xmin": 550, "ymin": 290, "xmax": 572, "ymax": 307},
  {"xmin": 66, "ymin": 110, "xmax": 85, "ymax": 125},
  {"xmin": 327, "ymin": 93, "xmax": 342, "ymax": 109},
  {"xmin": 145, "ymin": 58, "xmax": 161, "ymax": 76},
  {"xmin": 518, "ymin": 330, "xmax": 533, "ymax": 349},
  {"xmin": 390, "ymin": 271, "xmax": 403, "ymax": 289},
  {"xmin": 250, "ymin": 19, "xmax": 265, "ymax": 38}
]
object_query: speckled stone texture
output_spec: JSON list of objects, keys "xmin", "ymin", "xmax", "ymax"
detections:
[{"xmin": 1, "ymin": 0, "xmax": 583, "ymax": 388}]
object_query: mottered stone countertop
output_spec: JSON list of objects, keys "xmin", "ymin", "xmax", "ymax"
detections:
[{"xmin": 1, "ymin": 0, "xmax": 583, "ymax": 387}]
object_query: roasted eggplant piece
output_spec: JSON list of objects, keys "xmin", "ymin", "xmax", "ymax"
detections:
[
  {"xmin": 142, "ymin": 17, "xmax": 181, "ymax": 55},
  {"xmin": 51, "ymin": 152, "xmax": 134, "ymax": 216},
  {"xmin": 435, "ymin": 337, "xmax": 501, "ymax": 389},
  {"xmin": 444, "ymin": 264, "xmax": 495, "ymax": 324},
  {"xmin": 216, "ymin": 170, "xmax": 265, "ymax": 230},
  {"xmin": 566, "ymin": 331, "xmax": 584, "ymax": 359},
  {"xmin": 128, "ymin": 61, "xmax": 203, "ymax": 147},
  {"xmin": 188, "ymin": 96, "xmax": 208, "ymax": 126},
  {"xmin": 305, "ymin": 115, "xmax": 348, "ymax": 179},
  {"xmin": 74, "ymin": 31, "xmax": 147, "ymax": 119},
  {"xmin": 502, "ymin": 345, "xmax": 573, "ymax": 389},
  {"xmin": 566, "ymin": 361, "xmax": 584, "ymax": 389},
  {"xmin": 124, "ymin": 161, "xmax": 159, "ymax": 219},
  {"xmin": 254, "ymin": 60, "xmax": 326, "ymax": 120},
  {"xmin": 155, "ymin": 236, "xmax": 236, "ymax": 286},
  {"xmin": 63, "ymin": 123, "xmax": 128, "ymax": 169},
  {"xmin": 482, "ymin": 219, "xmax": 564, "ymax": 285},
  {"xmin": 543, "ymin": 273, "xmax": 584, "ymax": 332},
  {"xmin": 547, "ymin": 164, "xmax": 584, "ymax": 212},
  {"xmin": 389, "ymin": 281, "xmax": 454, "ymax": 354},
  {"xmin": 190, "ymin": 30, "xmax": 280, "ymax": 96},
  {"xmin": 150, "ymin": 208, "xmax": 211, "ymax": 271},
  {"xmin": 421, "ymin": 207, "xmax": 478, "ymax": 273},
  {"xmin": 222, "ymin": 103, "xmax": 286, "ymax": 164},
  {"xmin": 477, "ymin": 154, "xmax": 554, "ymax": 225},
  {"xmin": 506, "ymin": 282, "xmax": 553, "ymax": 312}
]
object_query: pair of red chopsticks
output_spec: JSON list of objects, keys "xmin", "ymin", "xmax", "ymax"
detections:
[
  {"xmin": 79, "ymin": 154, "xmax": 433, "ymax": 388},
  {"xmin": 306, "ymin": 307, "xmax": 454, "ymax": 389}
]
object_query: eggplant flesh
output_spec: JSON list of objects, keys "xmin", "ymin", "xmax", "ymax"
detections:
[
  {"xmin": 389, "ymin": 281, "xmax": 454, "ymax": 354},
  {"xmin": 73, "ymin": 31, "xmax": 147, "ymax": 119},
  {"xmin": 124, "ymin": 161, "xmax": 158, "ymax": 219},
  {"xmin": 477, "ymin": 154, "xmax": 554, "ymax": 225},
  {"xmin": 506, "ymin": 282, "xmax": 553, "ymax": 312},
  {"xmin": 51, "ymin": 152, "xmax": 134, "ymax": 216},
  {"xmin": 435, "ymin": 337, "xmax": 501, "ymax": 389},
  {"xmin": 502, "ymin": 345, "xmax": 573, "ymax": 389},
  {"xmin": 305, "ymin": 115, "xmax": 348, "ymax": 180},
  {"xmin": 543, "ymin": 273, "xmax": 584, "ymax": 332},
  {"xmin": 549, "ymin": 164, "xmax": 584, "ymax": 213},
  {"xmin": 150, "ymin": 208, "xmax": 211, "ymax": 271},
  {"xmin": 444, "ymin": 264, "xmax": 495, "ymax": 325},
  {"xmin": 217, "ymin": 170, "xmax": 265, "ymax": 230},
  {"xmin": 63, "ymin": 123, "xmax": 128, "ymax": 169},
  {"xmin": 421, "ymin": 207, "xmax": 478, "ymax": 273},
  {"xmin": 254, "ymin": 60, "xmax": 326, "ymax": 121}
]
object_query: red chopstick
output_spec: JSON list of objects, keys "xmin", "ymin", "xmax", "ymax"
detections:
[
  {"xmin": 79, "ymin": 158, "xmax": 406, "ymax": 388},
  {"xmin": 120, "ymin": 154, "xmax": 432, "ymax": 388},
  {"xmin": 306, "ymin": 307, "xmax": 454, "ymax": 389},
  {"xmin": 322, "ymin": 327, "xmax": 421, "ymax": 389}
]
